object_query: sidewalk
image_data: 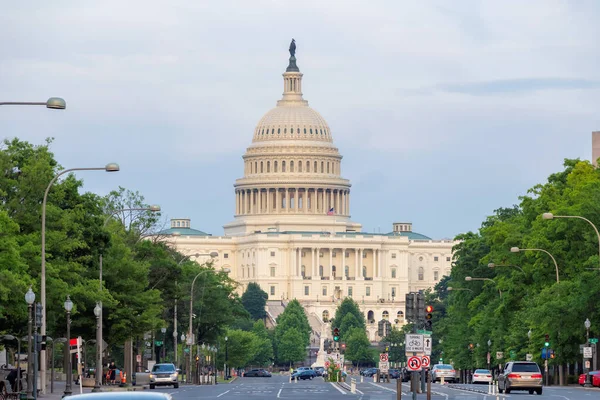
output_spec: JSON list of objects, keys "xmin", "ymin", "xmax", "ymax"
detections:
[{"xmin": 40, "ymin": 380, "xmax": 146, "ymax": 400}]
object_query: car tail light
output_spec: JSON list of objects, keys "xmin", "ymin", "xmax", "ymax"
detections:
[
  {"xmin": 487, "ymin": 375, "xmax": 492, "ymax": 378},
  {"xmin": 450, "ymin": 370, "xmax": 455, "ymax": 374},
  {"xmin": 507, "ymin": 373, "xmax": 521, "ymax": 379},
  {"xmin": 531, "ymin": 374, "xmax": 542, "ymax": 379}
]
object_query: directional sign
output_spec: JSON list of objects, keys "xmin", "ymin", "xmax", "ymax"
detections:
[
  {"xmin": 379, "ymin": 353, "xmax": 389, "ymax": 362},
  {"xmin": 526, "ymin": 354, "xmax": 533, "ymax": 361},
  {"xmin": 423, "ymin": 336, "xmax": 432, "ymax": 356},
  {"xmin": 584, "ymin": 347, "xmax": 593, "ymax": 359},
  {"xmin": 590, "ymin": 338, "xmax": 599, "ymax": 344},
  {"xmin": 421, "ymin": 355, "xmax": 430, "ymax": 368},
  {"xmin": 407, "ymin": 356, "xmax": 422, "ymax": 371},
  {"xmin": 406, "ymin": 334, "xmax": 424, "ymax": 352}
]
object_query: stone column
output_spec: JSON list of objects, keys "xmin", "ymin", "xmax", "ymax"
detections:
[
  {"xmin": 276, "ymin": 189, "xmax": 280, "ymax": 214},
  {"xmin": 329, "ymin": 249, "xmax": 333, "ymax": 278},
  {"xmin": 267, "ymin": 188, "xmax": 271, "ymax": 213},
  {"xmin": 292, "ymin": 248, "xmax": 297, "ymax": 276},
  {"xmin": 285, "ymin": 188, "xmax": 289, "ymax": 212},
  {"xmin": 329, "ymin": 190, "xmax": 333, "ymax": 213},
  {"xmin": 342, "ymin": 248, "xmax": 346, "ymax": 279},
  {"xmin": 359, "ymin": 249, "xmax": 363, "ymax": 278},
  {"xmin": 302, "ymin": 188, "xmax": 307, "ymax": 213}
]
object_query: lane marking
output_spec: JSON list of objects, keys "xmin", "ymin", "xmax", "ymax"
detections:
[
  {"xmin": 217, "ymin": 390, "xmax": 230, "ymax": 397},
  {"xmin": 551, "ymin": 395, "xmax": 571, "ymax": 400},
  {"xmin": 277, "ymin": 388, "xmax": 282, "ymax": 398},
  {"xmin": 369, "ymin": 382, "xmax": 397, "ymax": 393},
  {"xmin": 330, "ymin": 382, "xmax": 346, "ymax": 394}
]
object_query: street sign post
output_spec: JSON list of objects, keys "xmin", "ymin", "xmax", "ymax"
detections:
[
  {"xmin": 380, "ymin": 353, "xmax": 389, "ymax": 362},
  {"xmin": 423, "ymin": 336, "xmax": 432, "ymax": 356},
  {"xmin": 406, "ymin": 334, "xmax": 424, "ymax": 353},
  {"xmin": 584, "ymin": 347, "xmax": 593, "ymax": 359},
  {"xmin": 379, "ymin": 361, "xmax": 389, "ymax": 373},
  {"xmin": 496, "ymin": 351, "xmax": 504, "ymax": 360},
  {"xmin": 407, "ymin": 356, "xmax": 422, "ymax": 371},
  {"xmin": 421, "ymin": 356, "xmax": 430, "ymax": 368}
]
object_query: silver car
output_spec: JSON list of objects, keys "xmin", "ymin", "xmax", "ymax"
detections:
[
  {"xmin": 498, "ymin": 361, "xmax": 543, "ymax": 395},
  {"xmin": 431, "ymin": 364, "xmax": 457, "ymax": 383},
  {"xmin": 149, "ymin": 363, "xmax": 179, "ymax": 389}
]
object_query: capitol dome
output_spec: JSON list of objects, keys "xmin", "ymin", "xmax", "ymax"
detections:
[{"xmin": 253, "ymin": 105, "xmax": 333, "ymax": 144}]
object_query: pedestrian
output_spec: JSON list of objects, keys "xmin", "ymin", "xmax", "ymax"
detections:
[{"xmin": 109, "ymin": 361, "xmax": 116, "ymax": 385}]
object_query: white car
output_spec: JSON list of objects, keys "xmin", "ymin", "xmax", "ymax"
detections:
[{"xmin": 472, "ymin": 369, "xmax": 493, "ymax": 384}]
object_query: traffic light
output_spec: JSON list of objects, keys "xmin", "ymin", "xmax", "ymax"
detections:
[
  {"xmin": 333, "ymin": 327, "xmax": 340, "ymax": 342},
  {"xmin": 424, "ymin": 305, "xmax": 433, "ymax": 330},
  {"xmin": 416, "ymin": 292, "xmax": 425, "ymax": 322},
  {"xmin": 544, "ymin": 334, "xmax": 550, "ymax": 347},
  {"xmin": 341, "ymin": 343, "xmax": 346, "ymax": 354},
  {"xmin": 405, "ymin": 293, "xmax": 415, "ymax": 322}
]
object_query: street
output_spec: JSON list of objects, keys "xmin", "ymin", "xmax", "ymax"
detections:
[{"xmin": 142, "ymin": 375, "xmax": 599, "ymax": 400}]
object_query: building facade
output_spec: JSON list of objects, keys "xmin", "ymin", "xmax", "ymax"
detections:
[{"xmin": 161, "ymin": 48, "xmax": 455, "ymax": 341}]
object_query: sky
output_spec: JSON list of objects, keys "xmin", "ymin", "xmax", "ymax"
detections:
[{"xmin": 2, "ymin": 0, "xmax": 600, "ymax": 239}]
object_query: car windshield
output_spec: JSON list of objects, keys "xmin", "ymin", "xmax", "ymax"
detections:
[
  {"xmin": 512, "ymin": 363, "xmax": 539, "ymax": 373},
  {"xmin": 152, "ymin": 365, "xmax": 175, "ymax": 372},
  {"xmin": 436, "ymin": 365, "xmax": 453, "ymax": 369},
  {"xmin": 475, "ymin": 369, "xmax": 490, "ymax": 374}
]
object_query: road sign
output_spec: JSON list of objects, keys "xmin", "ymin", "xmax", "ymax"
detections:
[
  {"xmin": 407, "ymin": 356, "xmax": 422, "ymax": 371},
  {"xmin": 416, "ymin": 329, "xmax": 432, "ymax": 335},
  {"xmin": 423, "ymin": 336, "xmax": 432, "ymax": 356},
  {"xmin": 379, "ymin": 361, "xmax": 389, "ymax": 373},
  {"xmin": 526, "ymin": 354, "xmax": 533, "ymax": 361},
  {"xmin": 155, "ymin": 340, "xmax": 163, "ymax": 346},
  {"xmin": 496, "ymin": 351, "xmax": 504, "ymax": 359},
  {"xmin": 590, "ymin": 338, "xmax": 599, "ymax": 344},
  {"xmin": 583, "ymin": 347, "xmax": 593, "ymax": 359},
  {"xmin": 136, "ymin": 354, "xmax": 141, "ymax": 363},
  {"xmin": 406, "ymin": 334, "xmax": 424, "ymax": 352},
  {"xmin": 379, "ymin": 353, "xmax": 389, "ymax": 362},
  {"xmin": 421, "ymin": 355, "xmax": 430, "ymax": 368}
]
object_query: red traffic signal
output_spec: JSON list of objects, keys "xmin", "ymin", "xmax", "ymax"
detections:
[{"xmin": 425, "ymin": 305, "xmax": 434, "ymax": 313}]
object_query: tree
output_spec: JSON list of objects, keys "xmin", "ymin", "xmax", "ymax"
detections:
[
  {"xmin": 219, "ymin": 329, "xmax": 260, "ymax": 368},
  {"xmin": 248, "ymin": 320, "xmax": 274, "ymax": 366},
  {"xmin": 331, "ymin": 298, "xmax": 366, "ymax": 340},
  {"xmin": 277, "ymin": 328, "xmax": 305, "ymax": 366},
  {"xmin": 344, "ymin": 327, "xmax": 372, "ymax": 365},
  {"xmin": 241, "ymin": 282, "xmax": 268, "ymax": 320},
  {"xmin": 274, "ymin": 299, "xmax": 311, "ymax": 363}
]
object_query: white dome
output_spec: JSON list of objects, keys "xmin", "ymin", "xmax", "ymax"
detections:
[{"xmin": 252, "ymin": 104, "xmax": 333, "ymax": 143}]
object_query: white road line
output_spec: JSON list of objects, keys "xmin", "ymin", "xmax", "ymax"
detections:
[
  {"xmin": 277, "ymin": 388, "xmax": 283, "ymax": 398},
  {"xmin": 217, "ymin": 390, "xmax": 230, "ymax": 397},
  {"xmin": 369, "ymin": 382, "xmax": 397, "ymax": 393},
  {"xmin": 330, "ymin": 382, "xmax": 346, "ymax": 394},
  {"xmin": 551, "ymin": 395, "xmax": 572, "ymax": 400}
]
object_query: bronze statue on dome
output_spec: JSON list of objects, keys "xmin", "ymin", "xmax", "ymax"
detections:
[{"xmin": 289, "ymin": 39, "xmax": 296, "ymax": 57}]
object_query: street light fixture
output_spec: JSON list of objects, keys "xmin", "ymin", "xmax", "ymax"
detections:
[
  {"xmin": 41, "ymin": 163, "xmax": 120, "ymax": 393},
  {"xmin": 543, "ymin": 212, "xmax": 600, "ymax": 269},
  {"xmin": 92, "ymin": 303, "xmax": 102, "ymax": 392},
  {"xmin": 63, "ymin": 296, "xmax": 73, "ymax": 397},
  {"xmin": 161, "ymin": 328, "xmax": 167, "ymax": 362},
  {"xmin": 584, "ymin": 318, "xmax": 592, "ymax": 387},
  {"xmin": 447, "ymin": 286, "xmax": 474, "ymax": 293},
  {"xmin": 25, "ymin": 287, "xmax": 35, "ymax": 400},
  {"xmin": 510, "ymin": 246, "xmax": 560, "ymax": 283},
  {"xmin": 0, "ymin": 97, "xmax": 67, "ymax": 109},
  {"xmin": 464, "ymin": 277, "xmax": 502, "ymax": 297},
  {"xmin": 225, "ymin": 336, "xmax": 229, "ymax": 380},
  {"xmin": 488, "ymin": 263, "xmax": 524, "ymax": 273}
]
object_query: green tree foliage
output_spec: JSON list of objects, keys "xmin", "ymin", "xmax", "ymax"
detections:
[
  {"xmin": 248, "ymin": 320, "xmax": 274, "ymax": 366},
  {"xmin": 277, "ymin": 328, "xmax": 306, "ymax": 365},
  {"xmin": 331, "ymin": 298, "xmax": 366, "ymax": 341},
  {"xmin": 219, "ymin": 329, "xmax": 260, "ymax": 368},
  {"xmin": 344, "ymin": 327, "xmax": 372, "ymax": 365},
  {"xmin": 241, "ymin": 282, "xmax": 268, "ymax": 320},
  {"xmin": 437, "ymin": 159, "xmax": 600, "ymax": 372},
  {"xmin": 274, "ymin": 299, "xmax": 310, "ymax": 364}
]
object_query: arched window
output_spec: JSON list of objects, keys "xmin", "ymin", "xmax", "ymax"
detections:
[
  {"xmin": 321, "ymin": 162, "xmax": 324, "ymax": 173},
  {"xmin": 267, "ymin": 161, "xmax": 270, "ymax": 172},
  {"xmin": 344, "ymin": 265, "xmax": 349, "ymax": 277},
  {"xmin": 418, "ymin": 267, "xmax": 424, "ymax": 281},
  {"xmin": 362, "ymin": 266, "xmax": 367, "ymax": 278},
  {"xmin": 332, "ymin": 265, "xmax": 336, "ymax": 277},
  {"xmin": 254, "ymin": 162, "xmax": 257, "ymax": 173},
  {"xmin": 319, "ymin": 265, "xmax": 324, "ymax": 276},
  {"xmin": 301, "ymin": 265, "xmax": 306, "ymax": 277},
  {"xmin": 176, "ymin": 221, "xmax": 180, "ymax": 227},
  {"xmin": 397, "ymin": 311, "xmax": 404, "ymax": 320},
  {"xmin": 290, "ymin": 160, "xmax": 294, "ymax": 172},
  {"xmin": 382, "ymin": 311, "xmax": 389, "ymax": 320},
  {"xmin": 327, "ymin": 162, "xmax": 330, "ymax": 173},
  {"xmin": 291, "ymin": 128, "xmax": 294, "ymax": 134},
  {"xmin": 391, "ymin": 268, "xmax": 397, "ymax": 278},
  {"xmin": 260, "ymin": 161, "xmax": 263, "ymax": 173},
  {"xmin": 367, "ymin": 310, "xmax": 375, "ymax": 323},
  {"xmin": 274, "ymin": 161, "xmax": 278, "ymax": 172},
  {"xmin": 314, "ymin": 161, "xmax": 317, "ymax": 172},
  {"xmin": 322, "ymin": 310, "xmax": 330, "ymax": 322},
  {"xmin": 299, "ymin": 161, "xmax": 302, "ymax": 172},
  {"xmin": 282, "ymin": 161, "xmax": 286, "ymax": 172},
  {"xmin": 306, "ymin": 161, "xmax": 310, "ymax": 172}
]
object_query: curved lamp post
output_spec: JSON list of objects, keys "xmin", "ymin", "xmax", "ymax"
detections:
[
  {"xmin": 25, "ymin": 286, "xmax": 35, "ymax": 400},
  {"xmin": 41, "ymin": 163, "xmax": 119, "ymax": 393},
  {"xmin": 488, "ymin": 263, "xmax": 524, "ymax": 273},
  {"xmin": 63, "ymin": 296, "xmax": 74, "ymax": 397},
  {"xmin": 447, "ymin": 286, "xmax": 474, "ymax": 293},
  {"xmin": 510, "ymin": 247, "xmax": 559, "ymax": 283},
  {"xmin": 0, "ymin": 98, "xmax": 66, "ymax": 109},
  {"xmin": 465, "ymin": 276, "xmax": 502, "ymax": 297},
  {"xmin": 543, "ymin": 212, "xmax": 600, "ymax": 268}
]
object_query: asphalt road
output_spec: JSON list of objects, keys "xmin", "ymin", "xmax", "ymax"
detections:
[{"xmin": 150, "ymin": 375, "xmax": 600, "ymax": 400}]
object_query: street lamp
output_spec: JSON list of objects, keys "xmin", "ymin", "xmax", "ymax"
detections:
[
  {"xmin": 0, "ymin": 97, "xmax": 67, "ymax": 109},
  {"xmin": 41, "ymin": 163, "xmax": 120, "ymax": 393},
  {"xmin": 63, "ymin": 296, "xmax": 73, "ymax": 397},
  {"xmin": 161, "ymin": 328, "xmax": 167, "ymax": 362},
  {"xmin": 447, "ymin": 286, "xmax": 474, "ymax": 293},
  {"xmin": 92, "ymin": 303, "xmax": 102, "ymax": 392},
  {"xmin": 510, "ymin": 247, "xmax": 560, "ymax": 283},
  {"xmin": 225, "ymin": 336, "xmax": 229, "ymax": 380},
  {"xmin": 488, "ymin": 263, "xmax": 524, "ymax": 273},
  {"xmin": 25, "ymin": 287, "xmax": 35, "ymax": 400},
  {"xmin": 584, "ymin": 318, "xmax": 592, "ymax": 387},
  {"xmin": 464, "ymin": 277, "xmax": 502, "ymax": 297},
  {"xmin": 543, "ymin": 212, "xmax": 600, "ymax": 269}
]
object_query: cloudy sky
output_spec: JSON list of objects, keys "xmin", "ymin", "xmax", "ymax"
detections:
[{"xmin": 2, "ymin": 0, "xmax": 599, "ymax": 239}]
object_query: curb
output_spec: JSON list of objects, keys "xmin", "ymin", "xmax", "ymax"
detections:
[{"xmin": 447, "ymin": 384, "xmax": 488, "ymax": 394}]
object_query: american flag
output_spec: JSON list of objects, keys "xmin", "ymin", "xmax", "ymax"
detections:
[{"xmin": 327, "ymin": 207, "xmax": 334, "ymax": 215}]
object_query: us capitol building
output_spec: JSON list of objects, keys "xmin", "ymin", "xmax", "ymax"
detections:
[{"xmin": 161, "ymin": 43, "xmax": 455, "ymax": 342}]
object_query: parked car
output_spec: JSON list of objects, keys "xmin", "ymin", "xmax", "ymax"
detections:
[
  {"xmin": 362, "ymin": 368, "xmax": 378, "ymax": 377},
  {"xmin": 578, "ymin": 370, "xmax": 600, "ymax": 386},
  {"xmin": 244, "ymin": 369, "xmax": 272, "ymax": 377},
  {"xmin": 149, "ymin": 363, "xmax": 179, "ymax": 389},
  {"xmin": 314, "ymin": 367, "xmax": 325, "ymax": 376},
  {"xmin": 472, "ymin": 369, "xmax": 493, "ymax": 384},
  {"xmin": 498, "ymin": 361, "xmax": 543, "ymax": 395},
  {"xmin": 291, "ymin": 370, "xmax": 317, "ymax": 380},
  {"xmin": 388, "ymin": 369, "xmax": 401, "ymax": 379},
  {"xmin": 431, "ymin": 364, "xmax": 457, "ymax": 383}
]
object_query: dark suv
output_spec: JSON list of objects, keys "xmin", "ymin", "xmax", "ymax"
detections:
[{"xmin": 498, "ymin": 361, "xmax": 543, "ymax": 395}]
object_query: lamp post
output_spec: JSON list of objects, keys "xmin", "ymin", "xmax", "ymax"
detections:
[
  {"xmin": 180, "ymin": 334, "xmax": 185, "ymax": 376},
  {"xmin": 25, "ymin": 287, "xmax": 35, "ymax": 400},
  {"xmin": 63, "ymin": 296, "xmax": 73, "ymax": 397},
  {"xmin": 161, "ymin": 328, "xmax": 167, "ymax": 362},
  {"xmin": 487, "ymin": 340, "xmax": 491, "ymax": 371},
  {"xmin": 187, "ymin": 254, "xmax": 222, "ymax": 382},
  {"xmin": 464, "ymin": 277, "xmax": 502, "ymax": 297},
  {"xmin": 92, "ymin": 303, "xmax": 102, "ymax": 392},
  {"xmin": 510, "ymin": 247, "xmax": 559, "ymax": 283},
  {"xmin": 447, "ymin": 286, "xmax": 474, "ymax": 293},
  {"xmin": 224, "ymin": 336, "xmax": 228, "ymax": 380},
  {"xmin": 41, "ymin": 163, "xmax": 120, "ymax": 393},
  {"xmin": 488, "ymin": 263, "xmax": 524, "ymax": 273},
  {"xmin": 543, "ymin": 213, "xmax": 600, "ymax": 268},
  {"xmin": 0, "ymin": 98, "xmax": 66, "ymax": 109},
  {"xmin": 584, "ymin": 318, "xmax": 592, "ymax": 387}
]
